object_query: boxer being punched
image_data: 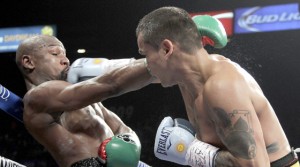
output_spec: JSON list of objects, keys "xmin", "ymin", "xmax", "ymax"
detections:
[
  {"xmin": 15, "ymin": 35, "xmax": 153, "ymax": 167},
  {"xmin": 136, "ymin": 7, "xmax": 299, "ymax": 166}
]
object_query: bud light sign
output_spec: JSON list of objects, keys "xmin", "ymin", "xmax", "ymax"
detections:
[{"xmin": 234, "ymin": 3, "xmax": 300, "ymax": 34}]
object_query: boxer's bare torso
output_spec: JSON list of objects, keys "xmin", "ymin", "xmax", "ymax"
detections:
[
  {"xmin": 23, "ymin": 81, "xmax": 129, "ymax": 167},
  {"xmin": 16, "ymin": 35, "xmax": 152, "ymax": 167},
  {"xmin": 179, "ymin": 54, "xmax": 291, "ymax": 164}
]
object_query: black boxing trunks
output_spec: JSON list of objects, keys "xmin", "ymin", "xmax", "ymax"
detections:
[
  {"xmin": 71, "ymin": 157, "xmax": 105, "ymax": 167},
  {"xmin": 271, "ymin": 150, "xmax": 299, "ymax": 167}
]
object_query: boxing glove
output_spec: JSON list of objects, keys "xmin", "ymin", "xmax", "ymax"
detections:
[
  {"xmin": 0, "ymin": 84, "xmax": 23, "ymax": 123},
  {"xmin": 192, "ymin": 15, "xmax": 228, "ymax": 48},
  {"xmin": 154, "ymin": 116, "xmax": 196, "ymax": 165},
  {"xmin": 67, "ymin": 57, "xmax": 135, "ymax": 84},
  {"xmin": 185, "ymin": 138, "xmax": 220, "ymax": 167},
  {"xmin": 98, "ymin": 133, "xmax": 141, "ymax": 167}
]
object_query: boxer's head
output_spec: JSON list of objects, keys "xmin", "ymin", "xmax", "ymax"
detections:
[
  {"xmin": 136, "ymin": 6, "xmax": 202, "ymax": 54},
  {"xmin": 136, "ymin": 7, "xmax": 202, "ymax": 87},
  {"xmin": 16, "ymin": 35, "xmax": 70, "ymax": 85}
]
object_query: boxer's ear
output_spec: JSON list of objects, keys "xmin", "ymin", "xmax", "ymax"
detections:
[
  {"xmin": 22, "ymin": 55, "xmax": 35, "ymax": 71},
  {"xmin": 160, "ymin": 39, "xmax": 173, "ymax": 60}
]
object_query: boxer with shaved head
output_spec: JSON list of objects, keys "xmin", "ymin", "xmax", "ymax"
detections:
[{"xmin": 15, "ymin": 35, "xmax": 153, "ymax": 167}]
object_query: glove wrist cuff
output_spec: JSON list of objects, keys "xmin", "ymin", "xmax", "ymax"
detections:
[
  {"xmin": 185, "ymin": 139, "xmax": 219, "ymax": 167},
  {"xmin": 98, "ymin": 137, "xmax": 112, "ymax": 163}
]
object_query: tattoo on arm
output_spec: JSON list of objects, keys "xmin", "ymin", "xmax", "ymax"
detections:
[
  {"xmin": 213, "ymin": 107, "xmax": 256, "ymax": 160},
  {"xmin": 266, "ymin": 143, "xmax": 279, "ymax": 154},
  {"xmin": 215, "ymin": 151, "xmax": 239, "ymax": 166}
]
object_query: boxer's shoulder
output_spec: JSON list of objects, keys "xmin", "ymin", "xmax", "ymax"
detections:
[
  {"xmin": 40, "ymin": 80, "xmax": 71, "ymax": 88},
  {"xmin": 27, "ymin": 80, "xmax": 70, "ymax": 95},
  {"xmin": 23, "ymin": 81, "xmax": 70, "ymax": 111}
]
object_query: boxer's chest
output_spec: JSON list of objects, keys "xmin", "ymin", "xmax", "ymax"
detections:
[
  {"xmin": 180, "ymin": 86, "xmax": 224, "ymax": 146},
  {"xmin": 60, "ymin": 105, "xmax": 113, "ymax": 139},
  {"xmin": 193, "ymin": 96, "xmax": 224, "ymax": 147}
]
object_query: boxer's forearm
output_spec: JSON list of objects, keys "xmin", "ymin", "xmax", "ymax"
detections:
[
  {"xmin": 214, "ymin": 150, "xmax": 240, "ymax": 166},
  {"xmin": 56, "ymin": 58, "xmax": 153, "ymax": 111},
  {"xmin": 93, "ymin": 58, "xmax": 154, "ymax": 98}
]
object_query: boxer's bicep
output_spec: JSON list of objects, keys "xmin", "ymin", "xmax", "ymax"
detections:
[
  {"xmin": 23, "ymin": 80, "xmax": 107, "ymax": 112},
  {"xmin": 208, "ymin": 93, "xmax": 256, "ymax": 158},
  {"xmin": 204, "ymin": 81, "xmax": 266, "ymax": 164},
  {"xmin": 23, "ymin": 81, "xmax": 72, "ymax": 112},
  {"xmin": 38, "ymin": 80, "xmax": 117, "ymax": 112},
  {"xmin": 209, "ymin": 101, "xmax": 268, "ymax": 166},
  {"xmin": 211, "ymin": 107, "xmax": 257, "ymax": 159}
]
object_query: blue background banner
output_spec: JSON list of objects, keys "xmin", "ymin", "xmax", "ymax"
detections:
[
  {"xmin": 0, "ymin": 25, "xmax": 56, "ymax": 53},
  {"xmin": 234, "ymin": 3, "xmax": 300, "ymax": 34}
]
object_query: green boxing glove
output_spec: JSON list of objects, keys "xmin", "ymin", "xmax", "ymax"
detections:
[
  {"xmin": 192, "ymin": 15, "xmax": 228, "ymax": 49},
  {"xmin": 98, "ymin": 133, "xmax": 141, "ymax": 167}
]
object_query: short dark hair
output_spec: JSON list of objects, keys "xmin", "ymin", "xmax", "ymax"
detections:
[{"xmin": 136, "ymin": 6, "xmax": 202, "ymax": 54}]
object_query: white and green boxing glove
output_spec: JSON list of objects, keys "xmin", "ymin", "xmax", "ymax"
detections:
[
  {"xmin": 98, "ymin": 133, "xmax": 141, "ymax": 167},
  {"xmin": 192, "ymin": 15, "xmax": 228, "ymax": 48}
]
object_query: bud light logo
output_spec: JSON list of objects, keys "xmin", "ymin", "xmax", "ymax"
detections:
[{"xmin": 234, "ymin": 3, "xmax": 300, "ymax": 34}]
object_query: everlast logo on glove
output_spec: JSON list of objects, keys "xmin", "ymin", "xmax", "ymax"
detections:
[
  {"xmin": 154, "ymin": 117, "xmax": 196, "ymax": 165},
  {"xmin": 156, "ymin": 127, "xmax": 172, "ymax": 155}
]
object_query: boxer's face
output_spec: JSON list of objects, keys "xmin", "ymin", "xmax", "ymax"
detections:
[
  {"xmin": 34, "ymin": 41, "xmax": 70, "ymax": 81},
  {"xmin": 137, "ymin": 34, "xmax": 174, "ymax": 87}
]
